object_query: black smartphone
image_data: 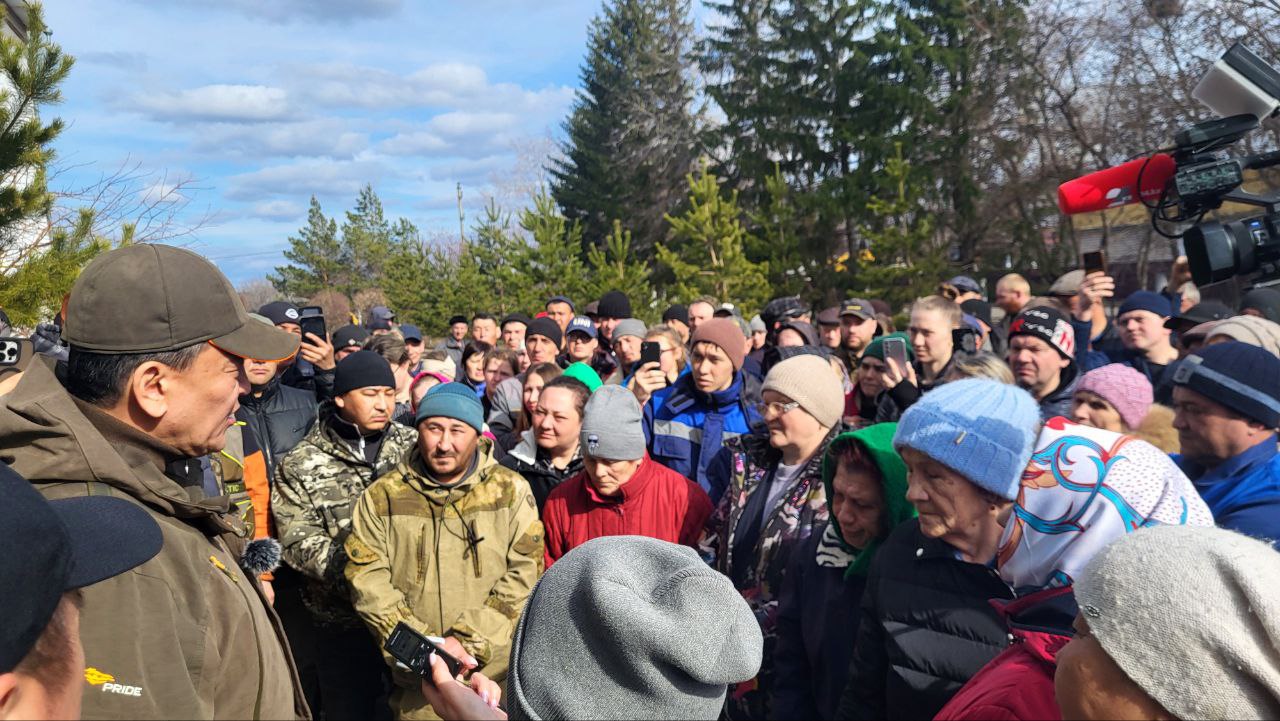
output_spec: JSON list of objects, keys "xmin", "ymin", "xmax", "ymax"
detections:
[
  {"xmin": 640, "ymin": 341, "xmax": 662, "ymax": 366},
  {"xmin": 883, "ymin": 337, "xmax": 909, "ymax": 372},
  {"xmin": 298, "ymin": 305, "xmax": 326, "ymax": 342},
  {"xmin": 384, "ymin": 621, "xmax": 465, "ymax": 678},
  {"xmin": 1082, "ymin": 250, "xmax": 1107, "ymax": 275}
]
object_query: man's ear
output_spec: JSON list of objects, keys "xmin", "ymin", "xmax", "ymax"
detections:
[
  {"xmin": 334, "ymin": 394, "xmax": 346, "ymax": 410},
  {"xmin": 128, "ymin": 362, "xmax": 171, "ymax": 421}
]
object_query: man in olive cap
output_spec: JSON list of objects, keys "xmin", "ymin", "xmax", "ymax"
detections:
[{"xmin": 0, "ymin": 244, "xmax": 308, "ymax": 719}]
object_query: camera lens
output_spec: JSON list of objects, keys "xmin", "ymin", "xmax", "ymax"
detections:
[{"xmin": 1185, "ymin": 221, "xmax": 1241, "ymax": 285}]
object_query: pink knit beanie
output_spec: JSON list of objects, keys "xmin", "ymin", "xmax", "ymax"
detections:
[{"xmin": 1076, "ymin": 364, "xmax": 1154, "ymax": 430}]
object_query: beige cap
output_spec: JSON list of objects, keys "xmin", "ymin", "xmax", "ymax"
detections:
[{"xmin": 64, "ymin": 244, "xmax": 299, "ymax": 362}]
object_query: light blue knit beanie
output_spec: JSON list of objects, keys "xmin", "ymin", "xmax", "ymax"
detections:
[{"xmin": 893, "ymin": 378, "xmax": 1039, "ymax": 500}]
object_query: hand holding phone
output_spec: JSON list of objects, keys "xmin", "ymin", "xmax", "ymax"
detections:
[
  {"xmin": 883, "ymin": 337, "xmax": 909, "ymax": 373},
  {"xmin": 385, "ymin": 621, "xmax": 467, "ymax": 679},
  {"xmin": 1082, "ymin": 250, "xmax": 1107, "ymax": 275},
  {"xmin": 640, "ymin": 341, "xmax": 662, "ymax": 367}
]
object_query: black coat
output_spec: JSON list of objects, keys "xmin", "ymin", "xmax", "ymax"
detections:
[
  {"xmin": 498, "ymin": 435, "xmax": 584, "ymax": 515},
  {"xmin": 1038, "ymin": 362, "xmax": 1080, "ymax": 421},
  {"xmin": 773, "ymin": 526, "xmax": 867, "ymax": 720},
  {"xmin": 238, "ymin": 378, "xmax": 319, "ymax": 475},
  {"xmin": 835, "ymin": 519, "xmax": 1013, "ymax": 721}
]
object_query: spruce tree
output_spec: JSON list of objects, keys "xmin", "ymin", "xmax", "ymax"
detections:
[
  {"xmin": 341, "ymin": 184, "xmax": 398, "ymax": 288},
  {"xmin": 585, "ymin": 220, "xmax": 657, "ymax": 321},
  {"xmin": 519, "ymin": 189, "xmax": 589, "ymax": 305},
  {"xmin": 550, "ymin": 0, "xmax": 700, "ymax": 252}
]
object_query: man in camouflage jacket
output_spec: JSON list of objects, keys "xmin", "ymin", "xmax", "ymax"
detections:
[
  {"xmin": 272, "ymin": 351, "xmax": 418, "ymax": 719},
  {"xmin": 346, "ymin": 383, "xmax": 543, "ymax": 720}
]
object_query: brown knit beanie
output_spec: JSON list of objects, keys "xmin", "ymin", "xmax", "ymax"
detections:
[
  {"xmin": 762, "ymin": 354, "xmax": 844, "ymax": 428},
  {"xmin": 692, "ymin": 318, "xmax": 747, "ymax": 370}
]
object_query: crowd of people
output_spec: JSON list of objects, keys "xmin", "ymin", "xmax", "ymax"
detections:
[{"xmin": 1, "ymin": 242, "xmax": 1279, "ymax": 721}]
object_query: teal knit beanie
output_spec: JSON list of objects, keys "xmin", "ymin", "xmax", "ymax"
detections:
[
  {"xmin": 892, "ymin": 378, "xmax": 1039, "ymax": 500},
  {"xmin": 416, "ymin": 382, "xmax": 485, "ymax": 432}
]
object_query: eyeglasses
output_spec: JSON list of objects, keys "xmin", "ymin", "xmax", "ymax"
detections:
[{"xmin": 756, "ymin": 400, "xmax": 801, "ymax": 417}]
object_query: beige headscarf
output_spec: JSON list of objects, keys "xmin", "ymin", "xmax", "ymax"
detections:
[{"xmin": 1206, "ymin": 315, "xmax": 1280, "ymax": 359}]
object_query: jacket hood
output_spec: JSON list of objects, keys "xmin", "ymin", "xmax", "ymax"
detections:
[
  {"xmin": 400, "ymin": 435, "xmax": 501, "ymax": 503},
  {"xmin": 0, "ymin": 357, "xmax": 232, "ymax": 524},
  {"xmin": 821, "ymin": 422, "xmax": 915, "ymax": 577}
]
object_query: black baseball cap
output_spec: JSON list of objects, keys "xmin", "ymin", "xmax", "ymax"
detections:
[
  {"xmin": 839, "ymin": 298, "xmax": 874, "ymax": 321},
  {"xmin": 332, "ymin": 324, "xmax": 371, "ymax": 350},
  {"xmin": 1, "ymin": 463, "xmax": 162, "ymax": 673},
  {"xmin": 258, "ymin": 301, "xmax": 301, "ymax": 327},
  {"xmin": 400, "ymin": 323, "xmax": 423, "ymax": 343},
  {"xmin": 64, "ymin": 245, "xmax": 299, "ymax": 362},
  {"xmin": 1164, "ymin": 300, "xmax": 1233, "ymax": 331}
]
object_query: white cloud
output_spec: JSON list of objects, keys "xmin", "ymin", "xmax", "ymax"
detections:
[
  {"xmin": 249, "ymin": 200, "xmax": 305, "ymax": 221},
  {"xmin": 379, "ymin": 131, "xmax": 450, "ymax": 156},
  {"xmin": 225, "ymin": 158, "xmax": 393, "ymax": 201},
  {"xmin": 428, "ymin": 111, "xmax": 520, "ymax": 138},
  {"xmin": 189, "ymin": 118, "xmax": 369, "ymax": 158},
  {"xmin": 429, "ymin": 155, "xmax": 511, "ymax": 184},
  {"xmin": 131, "ymin": 84, "xmax": 293, "ymax": 123}
]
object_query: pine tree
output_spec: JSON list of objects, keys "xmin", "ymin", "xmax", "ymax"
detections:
[
  {"xmin": 269, "ymin": 196, "xmax": 344, "ymax": 298},
  {"xmin": 853, "ymin": 145, "xmax": 947, "ymax": 309},
  {"xmin": 657, "ymin": 162, "xmax": 770, "ymax": 311},
  {"xmin": 585, "ymin": 220, "xmax": 657, "ymax": 321},
  {"xmin": 466, "ymin": 200, "xmax": 536, "ymax": 315},
  {"xmin": 519, "ymin": 189, "xmax": 590, "ymax": 305},
  {"xmin": 0, "ymin": 2, "xmax": 106, "ymax": 324},
  {"xmin": 550, "ymin": 0, "xmax": 700, "ymax": 252}
]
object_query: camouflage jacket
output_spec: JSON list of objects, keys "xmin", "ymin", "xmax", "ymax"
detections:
[
  {"xmin": 345, "ymin": 438, "xmax": 543, "ymax": 720},
  {"xmin": 272, "ymin": 408, "xmax": 418, "ymax": 626}
]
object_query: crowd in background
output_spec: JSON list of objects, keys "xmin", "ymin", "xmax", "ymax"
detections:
[{"xmin": 1, "ymin": 243, "xmax": 1279, "ymax": 721}]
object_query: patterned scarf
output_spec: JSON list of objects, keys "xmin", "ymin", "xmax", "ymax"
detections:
[{"xmin": 997, "ymin": 417, "xmax": 1214, "ymax": 593}]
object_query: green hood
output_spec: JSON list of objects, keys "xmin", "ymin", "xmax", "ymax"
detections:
[{"xmin": 821, "ymin": 422, "xmax": 915, "ymax": 577}]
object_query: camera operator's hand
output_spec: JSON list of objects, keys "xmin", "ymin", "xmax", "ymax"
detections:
[
  {"xmin": 419, "ymin": 652, "xmax": 505, "ymax": 721},
  {"xmin": 629, "ymin": 361, "xmax": 667, "ymax": 406},
  {"xmin": 1075, "ymin": 272, "xmax": 1115, "ymax": 321},
  {"xmin": 300, "ymin": 332, "xmax": 336, "ymax": 371}
]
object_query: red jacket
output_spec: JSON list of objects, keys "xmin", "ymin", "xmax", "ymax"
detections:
[
  {"xmin": 934, "ymin": 586, "xmax": 1075, "ymax": 721},
  {"xmin": 542, "ymin": 454, "xmax": 714, "ymax": 567}
]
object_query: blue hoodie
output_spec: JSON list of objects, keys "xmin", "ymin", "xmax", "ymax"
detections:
[
  {"xmin": 645, "ymin": 371, "xmax": 762, "ymax": 496},
  {"xmin": 1175, "ymin": 437, "xmax": 1280, "ymax": 548}
]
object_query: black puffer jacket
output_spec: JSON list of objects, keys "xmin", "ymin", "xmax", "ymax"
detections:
[
  {"xmin": 498, "ymin": 430, "xmax": 583, "ymax": 515},
  {"xmin": 835, "ymin": 519, "xmax": 1013, "ymax": 721},
  {"xmin": 237, "ymin": 378, "xmax": 319, "ymax": 475}
]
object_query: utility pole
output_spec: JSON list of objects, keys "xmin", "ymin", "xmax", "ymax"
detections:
[{"xmin": 456, "ymin": 182, "xmax": 465, "ymax": 246}]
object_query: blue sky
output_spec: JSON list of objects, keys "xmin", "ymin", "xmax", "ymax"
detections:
[{"xmin": 43, "ymin": 0, "xmax": 607, "ymax": 285}]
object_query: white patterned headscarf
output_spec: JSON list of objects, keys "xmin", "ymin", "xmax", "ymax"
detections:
[{"xmin": 996, "ymin": 417, "xmax": 1214, "ymax": 593}]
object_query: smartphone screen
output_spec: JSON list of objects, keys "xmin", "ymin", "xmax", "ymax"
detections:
[{"xmin": 384, "ymin": 622, "xmax": 464, "ymax": 678}]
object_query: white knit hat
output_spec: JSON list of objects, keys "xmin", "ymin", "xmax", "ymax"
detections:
[
  {"xmin": 1075, "ymin": 525, "xmax": 1280, "ymax": 720},
  {"xmin": 761, "ymin": 354, "xmax": 844, "ymax": 428}
]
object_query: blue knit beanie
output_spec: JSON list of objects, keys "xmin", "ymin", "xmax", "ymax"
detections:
[
  {"xmin": 416, "ymin": 382, "xmax": 485, "ymax": 432},
  {"xmin": 1118, "ymin": 290, "xmax": 1172, "ymax": 319},
  {"xmin": 893, "ymin": 379, "xmax": 1040, "ymax": 500},
  {"xmin": 1173, "ymin": 341, "xmax": 1280, "ymax": 427}
]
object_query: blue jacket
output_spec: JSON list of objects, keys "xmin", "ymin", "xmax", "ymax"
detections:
[
  {"xmin": 646, "ymin": 371, "xmax": 762, "ymax": 496},
  {"xmin": 1175, "ymin": 438, "xmax": 1280, "ymax": 548}
]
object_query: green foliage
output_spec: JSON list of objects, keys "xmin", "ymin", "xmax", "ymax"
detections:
[
  {"xmin": 853, "ymin": 145, "xmax": 947, "ymax": 309},
  {"xmin": 269, "ymin": 196, "xmax": 344, "ymax": 298},
  {"xmin": 0, "ymin": 2, "xmax": 108, "ymax": 324},
  {"xmin": 657, "ymin": 161, "xmax": 770, "ymax": 312},
  {"xmin": 550, "ymin": 0, "xmax": 700, "ymax": 252},
  {"xmin": 518, "ymin": 189, "xmax": 590, "ymax": 305},
  {"xmin": 585, "ymin": 220, "xmax": 657, "ymax": 321},
  {"xmin": 745, "ymin": 164, "xmax": 808, "ymax": 298}
]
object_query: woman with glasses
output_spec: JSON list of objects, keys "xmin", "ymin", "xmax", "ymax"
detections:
[
  {"xmin": 629, "ymin": 325, "xmax": 687, "ymax": 410},
  {"xmin": 700, "ymin": 354, "xmax": 848, "ymax": 721}
]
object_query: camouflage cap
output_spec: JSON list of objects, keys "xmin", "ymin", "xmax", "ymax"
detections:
[{"xmin": 64, "ymin": 244, "xmax": 299, "ymax": 362}]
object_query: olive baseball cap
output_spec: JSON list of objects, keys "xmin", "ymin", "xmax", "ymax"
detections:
[{"xmin": 64, "ymin": 244, "xmax": 300, "ymax": 362}]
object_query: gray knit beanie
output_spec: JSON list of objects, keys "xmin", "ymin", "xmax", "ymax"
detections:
[
  {"xmin": 580, "ymin": 385, "xmax": 646, "ymax": 460},
  {"xmin": 612, "ymin": 318, "xmax": 648, "ymax": 342},
  {"xmin": 1075, "ymin": 525, "xmax": 1280, "ymax": 720},
  {"xmin": 507, "ymin": 536, "xmax": 763, "ymax": 720},
  {"xmin": 762, "ymin": 354, "xmax": 844, "ymax": 428}
]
